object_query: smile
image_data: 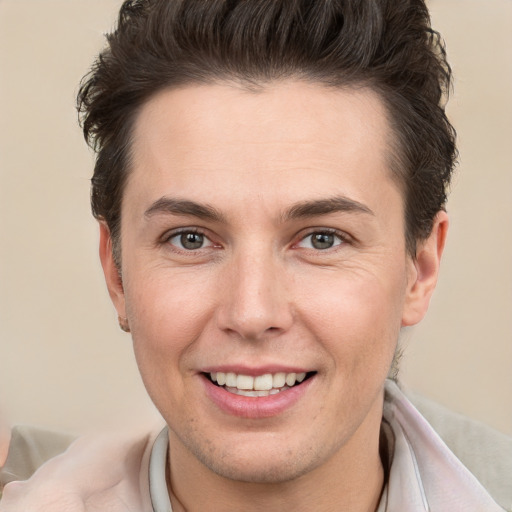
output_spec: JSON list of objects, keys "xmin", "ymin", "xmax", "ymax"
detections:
[{"xmin": 207, "ymin": 371, "xmax": 313, "ymax": 397}]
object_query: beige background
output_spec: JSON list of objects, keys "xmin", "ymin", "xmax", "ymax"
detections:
[{"xmin": 0, "ymin": 0, "xmax": 511, "ymax": 437}]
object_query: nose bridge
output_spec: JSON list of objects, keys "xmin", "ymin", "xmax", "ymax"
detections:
[{"xmin": 218, "ymin": 240, "xmax": 292, "ymax": 339}]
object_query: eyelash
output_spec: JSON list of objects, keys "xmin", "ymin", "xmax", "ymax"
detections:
[
  {"xmin": 294, "ymin": 228, "xmax": 350, "ymax": 252},
  {"xmin": 161, "ymin": 227, "xmax": 350, "ymax": 254},
  {"xmin": 162, "ymin": 228, "xmax": 216, "ymax": 252}
]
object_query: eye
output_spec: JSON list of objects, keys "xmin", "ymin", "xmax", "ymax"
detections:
[
  {"xmin": 168, "ymin": 231, "xmax": 214, "ymax": 250},
  {"xmin": 297, "ymin": 231, "xmax": 345, "ymax": 250}
]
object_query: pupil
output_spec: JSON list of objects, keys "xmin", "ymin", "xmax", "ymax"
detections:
[
  {"xmin": 312, "ymin": 233, "xmax": 334, "ymax": 249},
  {"xmin": 181, "ymin": 232, "xmax": 203, "ymax": 249}
]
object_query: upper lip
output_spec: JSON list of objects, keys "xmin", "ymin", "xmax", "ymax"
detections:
[{"xmin": 200, "ymin": 365, "xmax": 313, "ymax": 376}]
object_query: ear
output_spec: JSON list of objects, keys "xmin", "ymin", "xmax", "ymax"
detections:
[
  {"xmin": 401, "ymin": 211, "xmax": 449, "ymax": 327},
  {"xmin": 99, "ymin": 222, "xmax": 126, "ymax": 320}
]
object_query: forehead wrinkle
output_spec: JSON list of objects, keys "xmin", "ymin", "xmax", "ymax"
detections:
[
  {"xmin": 282, "ymin": 196, "xmax": 375, "ymax": 222},
  {"xmin": 144, "ymin": 197, "xmax": 226, "ymax": 223}
]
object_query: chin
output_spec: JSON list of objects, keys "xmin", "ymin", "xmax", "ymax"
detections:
[
  {"xmin": 209, "ymin": 457, "xmax": 314, "ymax": 484},
  {"xmin": 189, "ymin": 437, "xmax": 327, "ymax": 484}
]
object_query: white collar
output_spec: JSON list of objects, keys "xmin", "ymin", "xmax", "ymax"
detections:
[{"xmin": 149, "ymin": 426, "xmax": 172, "ymax": 512}]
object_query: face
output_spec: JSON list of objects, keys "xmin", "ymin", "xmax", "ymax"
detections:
[{"xmin": 101, "ymin": 82, "xmax": 446, "ymax": 484}]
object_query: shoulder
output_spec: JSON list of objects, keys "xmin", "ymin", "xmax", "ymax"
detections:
[
  {"xmin": 1, "ymin": 425, "xmax": 75, "ymax": 485},
  {"xmin": 0, "ymin": 427, "xmax": 159, "ymax": 512},
  {"xmin": 407, "ymin": 388, "xmax": 512, "ymax": 510}
]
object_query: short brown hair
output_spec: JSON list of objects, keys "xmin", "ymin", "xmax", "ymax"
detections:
[{"xmin": 78, "ymin": 0, "xmax": 457, "ymax": 261}]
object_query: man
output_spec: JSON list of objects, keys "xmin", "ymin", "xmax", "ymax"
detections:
[{"xmin": 0, "ymin": 0, "xmax": 510, "ymax": 510}]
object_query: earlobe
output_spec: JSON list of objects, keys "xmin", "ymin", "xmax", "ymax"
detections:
[
  {"xmin": 401, "ymin": 211, "xmax": 449, "ymax": 327},
  {"xmin": 99, "ymin": 222, "xmax": 127, "ymax": 320}
]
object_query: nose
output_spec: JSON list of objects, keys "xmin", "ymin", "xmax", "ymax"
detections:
[{"xmin": 216, "ymin": 247, "xmax": 294, "ymax": 341}]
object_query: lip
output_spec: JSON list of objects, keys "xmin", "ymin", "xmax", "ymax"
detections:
[
  {"xmin": 201, "ymin": 372, "xmax": 315, "ymax": 419},
  {"xmin": 201, "ymin": 365, "xmax": 311, "ymax": 376}
]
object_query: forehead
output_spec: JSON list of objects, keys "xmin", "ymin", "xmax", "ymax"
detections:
[{"xmin": 127, "ymin": 81, "xmax": 399, "ymax": 216}]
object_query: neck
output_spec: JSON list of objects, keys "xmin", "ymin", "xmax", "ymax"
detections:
[{"xmin": 168, "ymin": 396, "xmax": 385, "ymax": 512}]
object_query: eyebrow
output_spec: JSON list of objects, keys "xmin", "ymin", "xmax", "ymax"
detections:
[
  {"xmin": 144, "ymin": 195, "xmax": 373, "ymax": 223},
  {"xmin": 282, "ymin": 196, "xmax": 374, "ymax": 221},
  {"xmin": 144, "ymin": 197, "xmax": 226, "ymax": 223}
]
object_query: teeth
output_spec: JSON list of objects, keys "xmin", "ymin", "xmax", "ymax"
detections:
[
  {"xmin": 237, "ymin": 374, "xmax": 254, "ymax": 390},
  {"xmin": 225, "ymin": 372, "xmax": 237, "ymax": 387},
  {"xmin": 272, "ymin": 372, "xmax": 286, "ymax": 388},
  {"xmin": 254, "ymin": 374, "xmax": 273, "ymax": 391},
  {"xmin": 209, "ymin": 371, "xmax": 309, "ymax": 393},
  {"xmin": 285, "ymin": 373, "xmax": 297, "ymax": 386}
]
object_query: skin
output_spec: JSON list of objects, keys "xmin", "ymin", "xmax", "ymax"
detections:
[{"xmin": 100, "ymin": 81, "xmax": 448, "ymax": 512}]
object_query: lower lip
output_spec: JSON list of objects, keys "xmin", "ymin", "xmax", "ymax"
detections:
[{"xmin": 202, "ymin": 374, "xmax": 314, "ymax": 419}]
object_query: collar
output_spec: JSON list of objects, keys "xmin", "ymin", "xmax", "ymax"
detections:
[{"xmin": 149, "ymin": 426, "xmax": 172, "ymax": 512}]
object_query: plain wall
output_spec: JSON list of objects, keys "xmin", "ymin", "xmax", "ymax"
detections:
[{"xmin": 0, "ymin": 0, "xmax": 511, "ymax": 436}]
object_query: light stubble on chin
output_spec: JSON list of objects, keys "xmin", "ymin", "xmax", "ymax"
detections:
[{"xmin": 168, "ymin": 416, "xmax": 354, "ymax": 486}]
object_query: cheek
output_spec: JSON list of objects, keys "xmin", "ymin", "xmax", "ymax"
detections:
[
  {"xmin": 125, "ymin": 278, "xmax": 211, "ymax": 418},
  {"xmin": 294, "ymin": 266, "xmax": 405, "ymax": 369},
  {"xmin": 123, "ymin": 270, "xmax": 216, "ymax": 378},
  {"xmin": 127, "ymin": 265, "xmax": 213, "ymax": 331}
]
